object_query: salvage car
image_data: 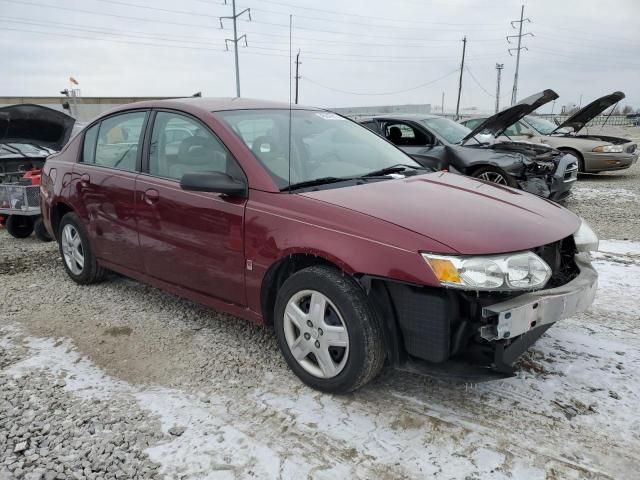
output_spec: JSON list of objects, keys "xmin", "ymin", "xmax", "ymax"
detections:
[
  {"xmin": 41, "ymin": 98, "xmax": 598, "ymax": 393},
  {"xmin": 359, "ymin": 90, "xmax": 578, "ymax": 201},
  {"xmin": 461, "ymin": 91, "xmax": 638, "ymax": 173},
  {"xmin": 1, "ymin": 104, "xmax": 75, "ymax": 238}
]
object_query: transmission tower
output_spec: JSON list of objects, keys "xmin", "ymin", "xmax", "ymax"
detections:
[
  {"xmin": 220, "ymin": 0, "xmax": 251, "ymax": 98},
  {"xmin": 495, "ymin": 63, "xmax": 504, "ymax": 113},
  {"xmin": 507, "ymin": 5, "xmax": 533, "ymax": 105}
]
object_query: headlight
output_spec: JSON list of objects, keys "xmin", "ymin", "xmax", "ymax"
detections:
[
  {"xmin": 592, "ymin": 145, "xmax": 623, "ymax": 153},
  {"xmin": 573, "ymin": 218, "xmax": 599, "ymax": 252},
  {"xmin": 422, "ymin": 251, "xmax": 551, "ymax": 291}
]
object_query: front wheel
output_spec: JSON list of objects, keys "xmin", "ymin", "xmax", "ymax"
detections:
[
  {"xmin": 274, "ymin": 266, "xmax": 385, "ymax": 393},
  {"xmin": 472, "ymin": 166, "xmax": 518, "ymax": 187},
  {"xmin": 5, "ymin": 215, "xmax": 34, "ymax": 238}
]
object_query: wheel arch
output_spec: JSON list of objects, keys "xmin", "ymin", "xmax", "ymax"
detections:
[
  {"xmin": 260, "ymin": 252, "xmax": 408, "ymax": 368},
  {"xmin": 50, "ymin": 201, "xmax": 75, "ymax": 239},
  {"xmin": 556, "ymin": 147, "xmax": 585, "ymax": 171}
]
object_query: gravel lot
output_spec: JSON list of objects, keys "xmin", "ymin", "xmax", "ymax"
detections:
[{"xmin": 1, "ymin": 126, "xmax": 639, "ymax": 479}]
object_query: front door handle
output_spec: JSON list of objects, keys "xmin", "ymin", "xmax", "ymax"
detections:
[
  {"xmin": 144, "ymin": 188, "xmax": 160, "ymax": 205},
  {"xmin": 80, "ymin": 173, "xmax": 90, "ymax": 187}
]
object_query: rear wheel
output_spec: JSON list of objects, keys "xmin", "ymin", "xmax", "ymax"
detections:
[
  {"xmin": 5, "ymin": 215, "xmax": 34, "ymax": 238},
  {"xmin": 274, "ymin": 266, "xmax": 385, "ymax": 393},
  {"xmin": 58, "ymin": 212, "xmax": 106, "ymax": 284},
  {"xmin": 472, "ymin": 166, "xmax": 518, "ymax": 187},
  {"xmin": 34, "ymin": 217, "xmax": 53, "ymax": 242}
]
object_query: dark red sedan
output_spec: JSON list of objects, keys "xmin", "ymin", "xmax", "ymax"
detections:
[{"xmin": 40, "ymin": 98, "xmax": 598, "ymax": 393}]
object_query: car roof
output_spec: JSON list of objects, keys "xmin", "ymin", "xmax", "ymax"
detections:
[
  {"xmin": 104, "ymin": 97, "xmax": 322, "ymax": 117},
  {"xmin": 359, "ymin": 113, "xmax": 441, "ymax": 122}
]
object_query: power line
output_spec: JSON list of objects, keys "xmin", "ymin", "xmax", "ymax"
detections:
[
  {"xmin": 304, "ymin": 68, "xmax": 459, "ymax": 96},
  {"xmin": 464, "ymin": 65, "xmax": 494, "ymax": 98},
  {"xmin": 252, "ymin": 0, "xmax": 503, "ymax": 27},
  {"xmin": 0, "ymin": 0, "xmax": 213, "ymax": 29}
]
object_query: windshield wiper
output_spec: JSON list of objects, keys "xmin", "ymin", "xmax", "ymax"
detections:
[
  {"xmin": 281, "ymin": 176, "xmax": 347, "ymax": 192},
  {"xmin": 0, "ymin": 143, "xmax": 27, "ymax": 156},
  {"xmin": 361, "ymin": 164, "xmax": 424, "ymax": 177}
]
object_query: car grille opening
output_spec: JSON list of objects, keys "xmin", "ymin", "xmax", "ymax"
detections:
[{"xmin": 532, "ymin": 236, "xmax": 579, "ymax": 288}]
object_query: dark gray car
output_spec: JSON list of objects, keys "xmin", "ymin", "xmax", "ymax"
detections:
[{"xmin": 359, "ymin": 90, "xmax": 578, "ymax": 201}]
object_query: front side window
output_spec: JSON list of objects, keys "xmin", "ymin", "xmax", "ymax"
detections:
[
  {"xmin": 215, "ymin": 109, "xmax": 420, "ymax": 189},
  {"xmin": 148, "ymin": 111, "xmax": 241, "ymax": 181},
  {"xmin": 419, "ymin": 118, "xmax": 471, "ymax": 145},
  {"xmin": 93, "ymin": 111, "xmax": 146, "ymax": 171}
]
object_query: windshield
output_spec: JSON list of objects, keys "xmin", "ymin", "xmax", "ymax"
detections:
[
  {"xmin": 525, "ymin": 115, "xmax": 570, "ymax": 135},
  {"xmin": 418, "ymin": 117, "xmax": 472, "ymax": 144},
  {"xmin": 215, "ymin": 109, "xmax": 420, "ymax": 189}
]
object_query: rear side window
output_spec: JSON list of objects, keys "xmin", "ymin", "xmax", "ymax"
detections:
[
  {"xmin": 93, "ymin": 111, "xmax": 146, "ymax": 172},
  {"xmin": 82, "ymin": 124, "xmax": 99, "ymax": 164}
]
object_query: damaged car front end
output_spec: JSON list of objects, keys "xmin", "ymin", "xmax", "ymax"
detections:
[{"xmin": 359, "ymin": 90, "xmax": 577, "ymax": 201}]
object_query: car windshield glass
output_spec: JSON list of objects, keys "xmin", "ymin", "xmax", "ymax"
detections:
[
  {"xmin": 418, "ymin": 117, "xmax": 472, "ymax": 144},
  {"xmin": 215, "ymin": 109, "xmax": 420, "ymax": 190},
  {"xmin": 525, "ymin": 115, "xmax": 570, "ymax": 135}
]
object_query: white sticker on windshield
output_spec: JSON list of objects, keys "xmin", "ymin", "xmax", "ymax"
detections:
[{"xmin": 315, "ymin": 112, "xmax": 344, "ymax": 120}]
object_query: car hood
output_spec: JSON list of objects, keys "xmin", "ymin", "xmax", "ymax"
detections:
[
  {"xmin": 552, "ymin": 91, "xmax": 625, "ymax": 134},
  {"xmin": 462, "ymin": 89, "xmax": 558, "ymax": 143},
  {"xmin": 0, "ymin": 104, "xmax": 75, "ymax": 151},
  {"xmin": 301, "ymin": 172, "xmax": 580, "ymax": 255}
]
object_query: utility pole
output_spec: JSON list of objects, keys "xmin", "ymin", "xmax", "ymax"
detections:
[
  {"xmin": 455, "ymin": 36, "xmax": 466, "ymax": 120},
  {"xmin": 441, "ymin": 91, "xmax": 445, "ymax": 114},
  {"xmin": 495, "ymin": 63, "xmax": 504, "ymax": 113},
  {"xmin": 220, "ymin": 0, "xmax": 251, "ymax": 98},
  {"xmin": 507, "ymin": 5, "xmax": 533, "ymax": 105},
  {"xmin": 294, "ymin": 50, "xmax": 301, "ymax": 104}
]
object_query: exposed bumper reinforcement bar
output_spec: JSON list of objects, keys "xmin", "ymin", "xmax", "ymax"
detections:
[{"xmin": 480, "ymin": 253, "xmax": 598, "ymax": 342}]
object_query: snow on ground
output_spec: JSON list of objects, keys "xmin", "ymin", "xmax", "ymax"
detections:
[{"xmin": 1, "ymin": 239, "xmax": 639, "ymax": 479}]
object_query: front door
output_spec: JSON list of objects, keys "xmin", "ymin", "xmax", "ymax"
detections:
[
  {"xmin": 135, "ymin": 110, "xmax": 247, "ymax": 306},
  {"xmin": 72, "ymin": 110, "xmax": 148, "ymax": 271}
]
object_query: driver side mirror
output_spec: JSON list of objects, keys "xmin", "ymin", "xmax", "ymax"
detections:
[
  {"xmin": 521, "ymin": 128, "xmax": 535, "ymax": 138},
  {"xmin": 180, "ymin": 171, "xmax": 247, "ymax": 198}
]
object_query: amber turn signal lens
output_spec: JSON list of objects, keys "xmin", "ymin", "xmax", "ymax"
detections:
[{"xmin": 425, "ymin": 258, "xmax": 461, "ymax": 284}]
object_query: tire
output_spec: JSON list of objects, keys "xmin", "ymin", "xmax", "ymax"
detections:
[
  {"xmin": 5, "ymin": 215, "xmax": 34, "ymax": 238},
  {"xmin": 34, "ymin": 217, "xmax": 53, "ymax": 242},
  {"xmin": 274, "ymin": 266, "xmax": 385, "ymax": 393},
  {"xmin": 471, "ymin": 166, "xmax": 518, "ymax": 188},
  {"xmin": 58, "ymin": 212, "xmax": 106, "ymax": 284}
]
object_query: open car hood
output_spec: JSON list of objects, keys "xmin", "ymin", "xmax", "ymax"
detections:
[
  {"xmin": 552, "ymin": 91, "xmax": 625, "ymax": 134},
  {"xmin": 462, "ymin": 89, "xmax": 558, "ymax": 143},
  {"xmin": 0, "ymin": 104, "xmax": 75, "ymax": 151}
]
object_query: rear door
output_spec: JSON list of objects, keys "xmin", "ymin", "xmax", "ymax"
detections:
[
  {"xmin": 73, "ymin": 110, "xmax": 148, "ymax": 271},
  {"xmin": 135, "ymin": 110, "xmax": 247, "ymax": 305}
]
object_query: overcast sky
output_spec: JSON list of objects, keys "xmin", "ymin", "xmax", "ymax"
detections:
[{"xmin": 1, "ymin": 0, "xmax": 638, "ymax": 113}]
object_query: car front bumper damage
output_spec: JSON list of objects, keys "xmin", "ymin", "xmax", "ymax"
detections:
[{"xmin": 380, "ymin": 251, "xmax": 597, "ymax": 381}]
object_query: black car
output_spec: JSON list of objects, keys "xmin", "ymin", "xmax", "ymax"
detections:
[
  {"xmin": 359, "ymin": 90, "xmax": 578, "ymax": 201},
  {"xmin": 0, "ymin": 104, "xmax": 75, "ymax": 183}
]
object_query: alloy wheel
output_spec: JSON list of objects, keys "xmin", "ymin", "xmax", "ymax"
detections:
[
  {"xmin": 61, "ymin": 224, "xmax": 85, "ymax": 275},
  {"xmin": 477, "ymin": 171, "xmax": 509, "ymax": 185},
  {"xmin": 283, "ymin": 289, "xmax": 349, "ymax": 379}
]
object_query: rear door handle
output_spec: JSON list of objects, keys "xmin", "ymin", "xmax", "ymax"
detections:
[{"xmin": 144, "ymin": 188, "xmax": 160, "ymax": 205}]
